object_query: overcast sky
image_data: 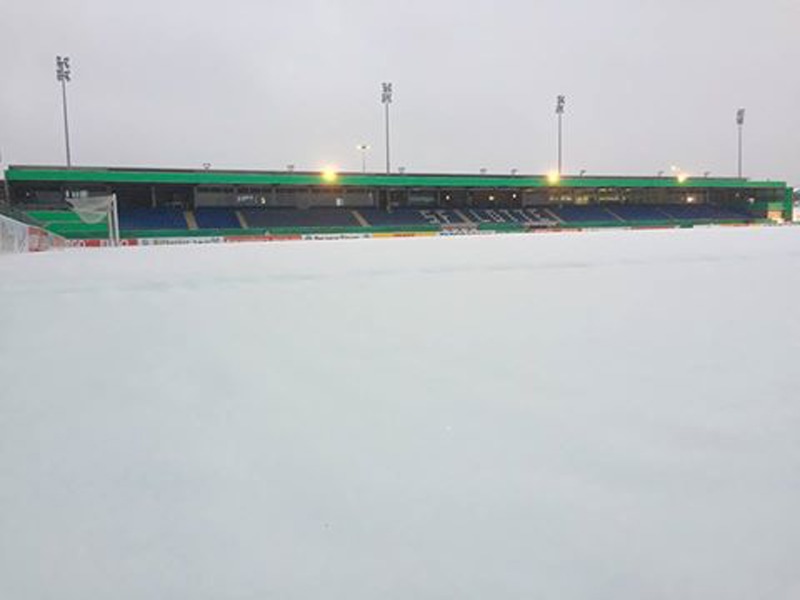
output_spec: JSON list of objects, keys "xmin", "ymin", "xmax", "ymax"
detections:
[{"xmin": 1, "ymin": 0, "xmax": 798, "ymax": 184}]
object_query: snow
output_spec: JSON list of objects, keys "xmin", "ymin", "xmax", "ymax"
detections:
[{"xmin": 1, "ymin": 226, "xmax": 799, "ymax": 599}]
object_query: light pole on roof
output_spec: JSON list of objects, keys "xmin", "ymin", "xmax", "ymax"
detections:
[
  {"xmin": 356, "ymin": 144, "xmax": 370, "ymax": 173},
  {"xmin": 736, "ymin": 108, "xmax": 745, "ymax": 178},
  {"xmin": 381, "ymin": 82, "xmax": 393, "ymax": 174},
  {"xmin": 55, "ymin": 55, "xmax": 73, "ymax": 168},
  {"xmin": 556, "ymin": 94, "xmax": 566, "ymax": 175}
]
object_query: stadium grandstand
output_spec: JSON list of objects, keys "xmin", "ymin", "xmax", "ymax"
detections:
[{"xmin": 2, "ymin": 165, "xmax": 793, "ymax": 242}]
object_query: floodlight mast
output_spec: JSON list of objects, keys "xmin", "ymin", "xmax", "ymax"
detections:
[
  {"xmin": 381, "ymin": 82, "xmax": 393, "ymax": 174},
  {"xmin": 357, "ymin": 144, "xmax": 370, "ymax": 173},
  {"xmin": 556, "ymin": 95, "xmax": 566, "ymax": 175},
  {"xmin": 55, "ymin": 56, "xmax": 72, "ymax": 168},
  {"xmin": 736, "ymin": 108, "xmax": 745, "ymax": 179}
]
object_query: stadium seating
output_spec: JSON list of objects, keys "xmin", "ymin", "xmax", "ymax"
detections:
[
  {"xmin": 549, "ymin": 205, "xmax": 617, "ymax": 223},
  {"xmin": 607, "ymin": 205, "xmax": 672, "ymax": 222},
  {"xmin": 415, "ymin": 209, "xmax": 468, "ymax": 225},
  {"xmin": 360, "ymin": 207, "xmax": 561, "ymax": 227},
  {"xmin": 118, "ymin": 207, "xmax": 187, "ymax": 230},
  {"xmin": 359, "ymin": 208, "xmax": 464, "ymax": 226},
  {"xmin": 241, "ymin": 208, "xmax": 360, "ymax": 228},
  {"xmin": 194, "ymin": 208, "xmax": 241, "ymax": 229},
  {"xmin": 461, "ymin": 208, "xmax": 555, "ymax": 225},
  {"xmin": 659, "ymin": 204, "xmax": 748, "ymax": 221}
]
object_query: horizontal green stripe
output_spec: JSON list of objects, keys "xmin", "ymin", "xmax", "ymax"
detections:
[{"xmin": 5, "ymin": 166, "xmax": 787, "ymax": 190}]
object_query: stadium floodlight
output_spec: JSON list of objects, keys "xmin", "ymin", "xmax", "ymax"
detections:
[
  {"xmin": 55, "ymin": 55, "xmax": 73, "ymax": 168},
  {"xmin": 480, "ymin": 168, "xmax": 487, "ymax": 175},
  {"xmin": 381, "ymin": 82, "xmax": 393, "ymax": 174},
  {"xmin": 555, "ymin": 95, "xmax": 566, "ymax": 175},
  {"xmin": 547, "ymin": 170, "xmax": 561, "ymax": 185},
  {"xmin": 511, "ymin": 168, "xmax": 518, "ymax": 176},
  {"xmin": 356, "ymin": 144, "xmax": 370, "ymax": 173},
  {"xmin": 321, "ymin": 167, "xmax": 338, "ymax": 183},
  {"xmin": 579, "ymin": 169, "xmax": 586, "ymax": 177},
  {"xmin": 287, "ymin": 164, "xmax": 295, "ymax": 172},
  {"xmin": 736, "ymin": 108, "xmax": 745, "ymax": 178}
]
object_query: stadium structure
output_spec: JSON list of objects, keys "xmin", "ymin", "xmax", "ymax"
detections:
[{"xmin": 1, "ymin": 165, "xmax": 793, "ymax": 244}]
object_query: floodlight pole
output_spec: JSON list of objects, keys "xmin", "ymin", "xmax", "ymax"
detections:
[
  {"xmin": 357, "ymin": 144, "xmax": 370, "ymax": 173},
  {"xmin": 382, "ymin": 82, "xmax": 393, "ymax": 174},
  {"xmin": 56, "ymin": 56, "xmax": 73, "ymax": 168},
  {"xmin": 736, "ymin": 108, "xmax": 745, "ymax": 179},
  {"xmin": 556, "ymin": 95, "xmax": 566, "ymax": 175}
]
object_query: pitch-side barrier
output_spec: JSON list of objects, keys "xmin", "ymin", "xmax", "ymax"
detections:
[{"xmin": 0, "ymin": 213, "xmax": 67, "ymax": 254}]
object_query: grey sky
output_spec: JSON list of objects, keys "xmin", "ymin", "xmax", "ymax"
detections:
[{"xmin": 1, "ymin": 0, "xmax": 798, "ymax": 184}]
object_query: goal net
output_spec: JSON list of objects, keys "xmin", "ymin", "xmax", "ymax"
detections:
[{"xmin": 65, "ymin": 193, "xmax": 120, "ymax": 246}]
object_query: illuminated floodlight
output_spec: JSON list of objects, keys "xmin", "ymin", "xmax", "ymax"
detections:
[
  {"xmin": 677, "ymin": 173, "xmax": 689, "ymax": 184},
  {"xmin": 321, "ymin": 167, "xmax": 338, "ymax": 183},
  {"xmin": 547, "ymin": 170, "xmax": 561, "ymax": 185},
  {"xmin": 686, "ymin": 196, "xmax": 696, "ymax": 204}
]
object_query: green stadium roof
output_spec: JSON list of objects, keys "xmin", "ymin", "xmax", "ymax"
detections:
[{"xmin": 4, "ymin": 165, "xmax": 787, "ymax": 190}]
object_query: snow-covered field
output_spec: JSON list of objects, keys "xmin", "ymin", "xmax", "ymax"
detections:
[{"xmin": 1, "ymin": 227, "xmax": 799, "ymax": 599}]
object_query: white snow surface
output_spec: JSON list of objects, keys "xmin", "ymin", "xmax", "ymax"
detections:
[{"xmin": 1, "ymin": 227, "xmax": 799, "ymax": 599}]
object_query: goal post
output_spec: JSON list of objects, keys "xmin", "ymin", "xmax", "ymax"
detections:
[{"xmin": 65, "ymin": 192, "xmax": 120, "ymax": 246}]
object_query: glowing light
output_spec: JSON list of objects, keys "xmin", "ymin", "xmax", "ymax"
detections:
[
  {"xmin": 321, "ymin": 167, "xmax": 338, "ymax": 183},
  {"xmin": 686, "ymin": 196, "xmax": 696, "ymax": 204},
  {"xmin": 547, "ymin": 170, "xmax": 561, "ymax": 185},
  {"xmin": 677, "ymin": 173, "xmax": 689, "ymax": 184}
]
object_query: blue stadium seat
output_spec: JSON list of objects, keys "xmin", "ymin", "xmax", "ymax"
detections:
[
  {"xmin": 194, "ymin": 208, "xmax": 241, "ymax": 229},
  {"xmin": 359, "ymin": 208, "xmax": 463, "ymax": 226},
  {"xmin": 119, "ymin": 207, "xmax": 187, "ymax": 230},
  {"xmin": 660, "ymin": 204, "xmax": 749, "ymax": 221},
  {"xmin": 463, "ymin": 208, "xmax": 554, "ymax": 224},
  {"xmin": 549, "ymin": 205, "xmax": 616, "ymax": 223},
  {"xmin": 608, "ymin": 205, "xmax": 671, "ymax": 222},
  {"xmin": 241, "ymin": 208, "xmax": 359, "ymax": 228}
]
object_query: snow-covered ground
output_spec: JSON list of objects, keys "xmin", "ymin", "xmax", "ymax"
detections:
[{"xmin": 1, "ymin": 227, "xmax": 799, "ymax": 599}]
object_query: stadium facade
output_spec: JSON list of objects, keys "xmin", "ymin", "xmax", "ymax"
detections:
[{"xmin": 2, "ymin": 165, "xmax": 793, "ymax": 242}]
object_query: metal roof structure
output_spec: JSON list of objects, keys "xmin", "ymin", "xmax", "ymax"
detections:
[{"xmin": 5, "ymin": 165, "xmax": 787, "ymax": 190}]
